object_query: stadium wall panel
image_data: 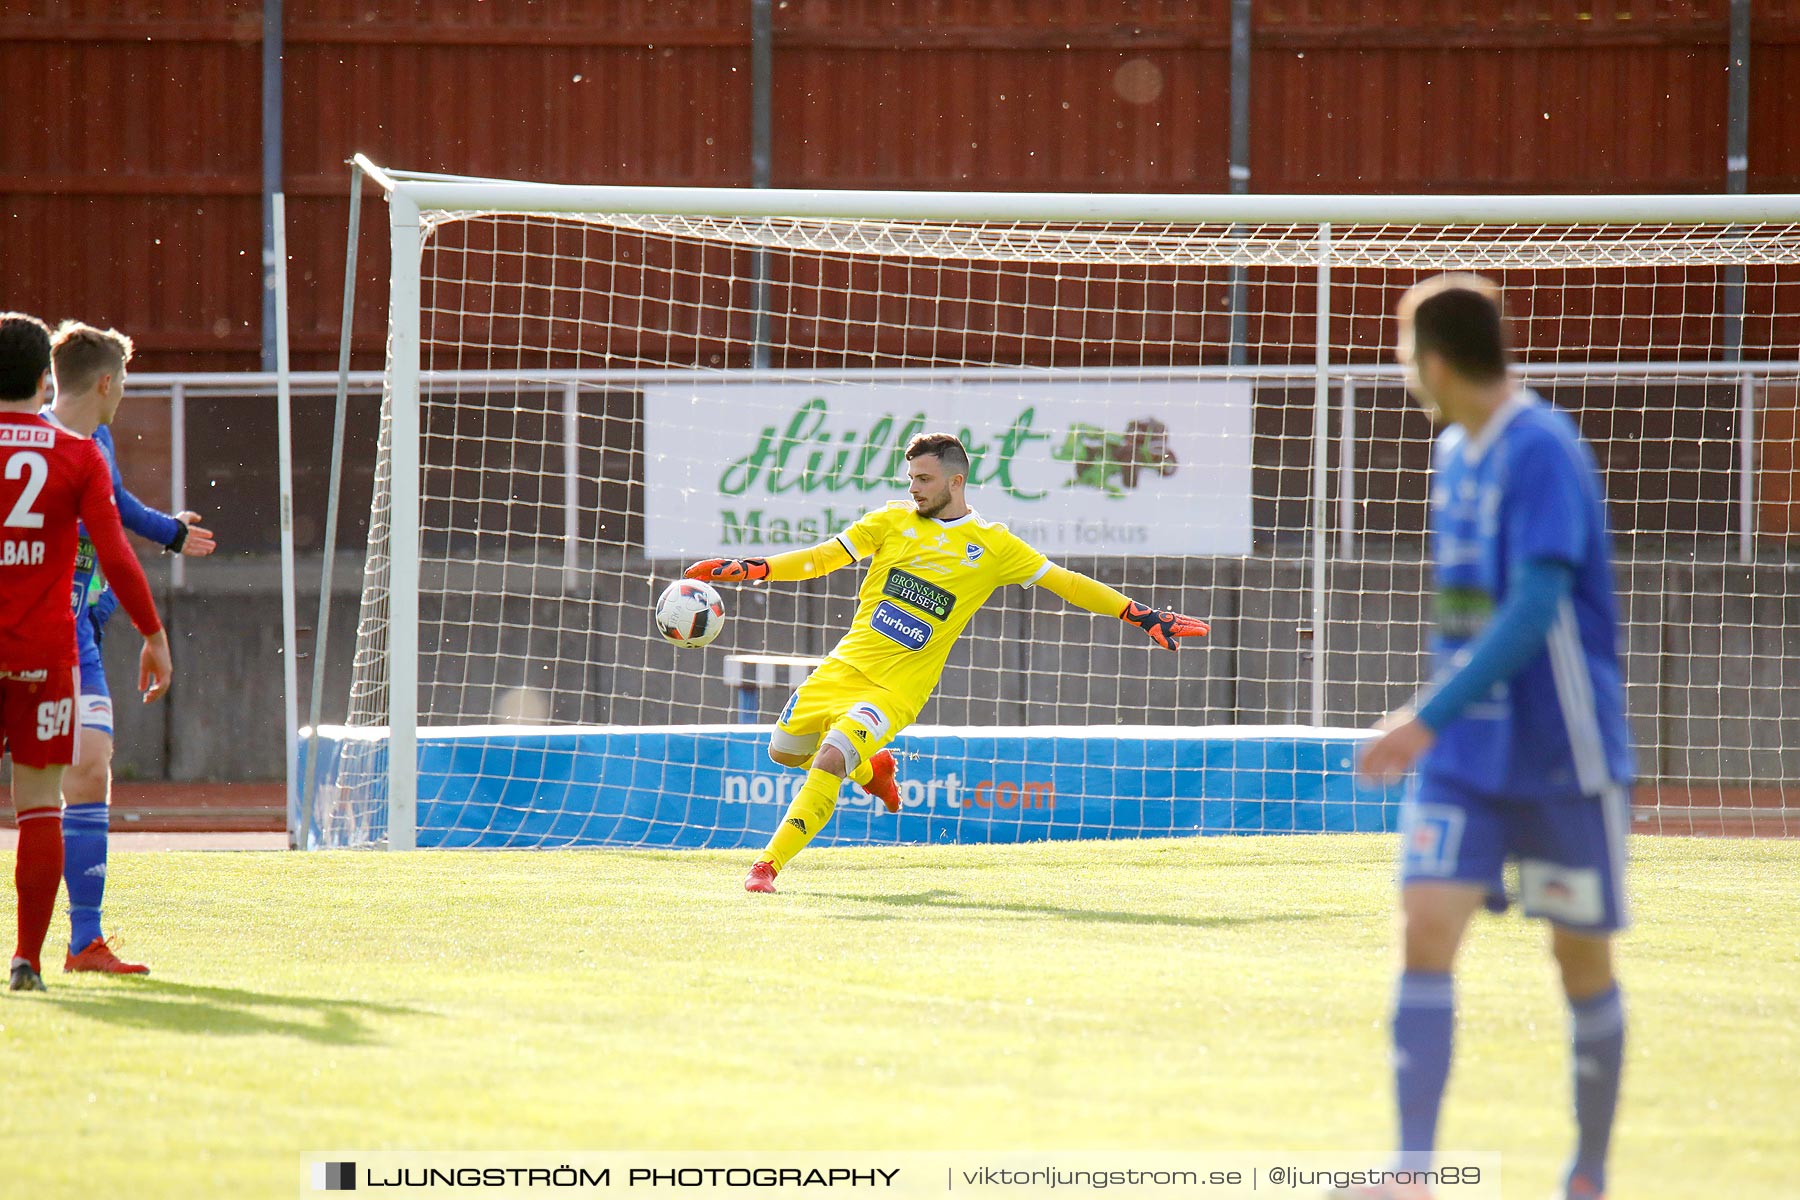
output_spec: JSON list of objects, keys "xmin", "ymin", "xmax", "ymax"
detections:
[
  {"xmin": 295, "ymin": 725, "xmax": 1401, "ymax": 850},
  {"xmin": 3, "ymin": 4, "xmax": 1795, "ymax": 373}
]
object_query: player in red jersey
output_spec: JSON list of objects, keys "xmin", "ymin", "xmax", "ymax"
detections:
[{"xmin": 0, "ymin": 313, "xmax": 170, "ymax": 993}]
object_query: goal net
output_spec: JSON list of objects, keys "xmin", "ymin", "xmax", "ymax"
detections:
[{"xmin": 306, "ymin": 175, "xmax": 1800, "ymax": 848}]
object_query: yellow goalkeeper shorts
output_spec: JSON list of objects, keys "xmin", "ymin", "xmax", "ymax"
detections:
[{"xmin": 770, "ymin": 657, "xmax": 921, "ymax": 765}]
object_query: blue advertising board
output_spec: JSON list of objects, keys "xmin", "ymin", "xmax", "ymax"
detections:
[{"xmin": 299, "ymin": 725, "xmax": 1402, "ymax": 850}]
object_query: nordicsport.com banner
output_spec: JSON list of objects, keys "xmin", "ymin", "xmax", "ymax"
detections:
[
  {"xmin": 294, "ymin": 725, "xmax": 1403, "ymax": 850},
  {"xmin": 642, "ymin": 377, "xmax": 1253, "ymax": 558}
]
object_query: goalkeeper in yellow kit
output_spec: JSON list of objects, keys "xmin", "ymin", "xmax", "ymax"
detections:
[{"xmin": 684, "ymin": 432, "xmax": 1210, "ymax": 894}]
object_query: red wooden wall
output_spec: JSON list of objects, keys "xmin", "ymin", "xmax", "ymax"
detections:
[{"xmin": 2, "ymin": 1, "xmax": 1796, "ymax": 373}]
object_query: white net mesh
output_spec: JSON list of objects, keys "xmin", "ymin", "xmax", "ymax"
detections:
[{"xmin": 313, "ymin": 204, "xmax": 1800, "ymax": 848}]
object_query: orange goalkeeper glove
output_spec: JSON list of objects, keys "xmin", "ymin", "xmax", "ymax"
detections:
[
  {"xmin": 684, "ymin": 558, "xmax": 770, "ymax": 583},
  {"xmin": 1121, "ymin": 601, "xmax": 1210, "ymax": 651}
]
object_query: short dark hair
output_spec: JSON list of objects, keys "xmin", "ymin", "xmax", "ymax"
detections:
[
  {"xmin": 905, "ymin": 432, "xmax": 970, "ymax": 477},
  {"xmin": 0, "ymin": 312, "xmax": 52, "ymax": 401},
  {"xmin": 1399, "ymin": 274, "xmax": 1509, "ymax": 384}
]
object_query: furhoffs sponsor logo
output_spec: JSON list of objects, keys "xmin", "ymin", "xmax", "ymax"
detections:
[{"xmin": 869, "ymin": 600, "xmax": 932, "ymax": 650}]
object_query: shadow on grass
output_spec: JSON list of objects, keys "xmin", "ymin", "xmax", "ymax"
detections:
[
  {"xmin": 47, "ymin": 978, "xmax": 427, "ymax": 1045},
  {"xmin": 811, "ymin": 888, "xmax": 1351, "ymax": 929}
]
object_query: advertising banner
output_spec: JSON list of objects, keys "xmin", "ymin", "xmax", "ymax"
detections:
[
  {"xmin": 643, "ymin": 378, "xmax": 1253, "ymax": 558},
  {"xmin": 300, "ymin": 726, "xmax": 1401, "ymax": 850}
]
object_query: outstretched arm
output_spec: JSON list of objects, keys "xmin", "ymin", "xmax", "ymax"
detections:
[
  {"xmin": 117, "ymin": 487, "xmax": 215, "ymax": 556},
  {"xmin": 99, "ymin": 428, "xmax": 216, "ymax": 555},
  {"xmin": 684, "ymin": 539, "xmax": 857, "ymax": 584},
  {"xmin": 112, "ymin": 478, "xmax": 184, "ymax": 547},
  {"xmin": 1036, "ymin": 565, "xmax": 1210, "ymax": 651}
]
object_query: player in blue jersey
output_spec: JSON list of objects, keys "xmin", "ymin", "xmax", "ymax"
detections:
[
  {"xmin": 46, "ymin": 323, "xmax": 216, "ymax": 975},
  {"xmin": 1353, "ymin": 276, "xmax": 1630, "ymax": 1200}
]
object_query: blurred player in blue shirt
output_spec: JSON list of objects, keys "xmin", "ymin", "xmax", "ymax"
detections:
[
  {"xmin": 47, "ymin": 324, "xmax": 216, "ymax": 975},
  {"xmin": 1355, "ymin": 276, "xmax": 1631, "ymax": 1200}
]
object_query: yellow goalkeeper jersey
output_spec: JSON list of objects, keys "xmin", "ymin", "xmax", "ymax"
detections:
[{"xmin": 826, "ymin": 502, "xmax": 1051, "ymax": 706}]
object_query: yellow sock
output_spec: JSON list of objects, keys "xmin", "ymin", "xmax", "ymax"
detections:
[{"xmin": 759, "ymin": 767, "xmax": 841, "ymax": 872}]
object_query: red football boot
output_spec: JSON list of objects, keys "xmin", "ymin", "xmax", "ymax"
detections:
[
  {"xmin": 744, "ymin": 860, "xmax": 779, "ymax": 894},
  {"xmin": 1564, "ymin": 1172, "xmax": 1606, "ymax": 1200},
  {"xmin": 861, "ymin": 749, "xmax": 902, "ymax": 814},
  {"xmin": 65, "ymin": 937, "xmax": 150, "ymax": 975}
]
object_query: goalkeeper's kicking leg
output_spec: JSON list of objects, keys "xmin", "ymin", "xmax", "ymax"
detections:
[
  {"xmin": 765, "ymin": 673, "xmax": 900, "ymax": 808},
  {"xmin": 747, "ymin": 713, "xmax": 901, "ymax": 894},
  {"xmin": 768, "ymin": 741, "xmax": 900, "ymax": 813}
]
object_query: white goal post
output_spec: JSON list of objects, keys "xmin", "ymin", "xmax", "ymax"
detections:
[{"xmin": 310, "ymin": 157, "xmax": 1800, "ymax": 850}]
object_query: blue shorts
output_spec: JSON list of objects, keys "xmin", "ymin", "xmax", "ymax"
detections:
[
  {"xmin": 1400, "ymin": 774, "xmax": 1631, "ymax": 933},
  {"xmin": 74, "ymin": 605, "xmax": 113, "ymax": 736}
]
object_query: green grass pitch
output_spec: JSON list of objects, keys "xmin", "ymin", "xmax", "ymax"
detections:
[{"xmin": 4, "ymin": 834, "xmax": 1796, "ymax": 1199}]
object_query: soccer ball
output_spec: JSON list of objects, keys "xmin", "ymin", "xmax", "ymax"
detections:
[{"xmin": 654, "ymin": 579, "xmax": 726, "ymax": 648}]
